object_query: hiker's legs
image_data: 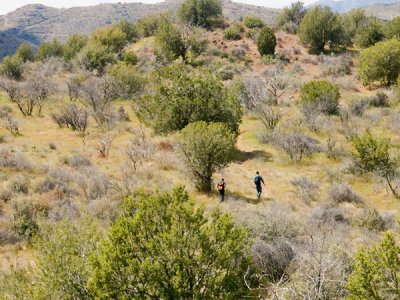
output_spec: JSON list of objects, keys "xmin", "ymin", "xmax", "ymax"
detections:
[
  {"xmin": 256, "ymin": 186, "xmax": 262, "ymax": 198},
  {"xmin": 220, "ymin": 191, "xmax": 225, "ymax": 203}
]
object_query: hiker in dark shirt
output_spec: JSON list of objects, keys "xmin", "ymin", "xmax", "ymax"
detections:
[
  {"xmin": 254, "ymin": 171, "xmax": 265, "ymax": 199},
  {"xmin": 217, "ymin": 178, "xmax": 226, "ymax": 203}
]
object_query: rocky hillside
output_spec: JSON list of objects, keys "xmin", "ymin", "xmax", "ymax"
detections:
[
  {"xmin": 309, "ymin": 0, "xmax": 400, "ymax": 13},
  {"xmin": 0, "ymin": 0, "xmax": 279, "ymax": 59},
  {"xmin": 363, "ymin": 1, "xmax": 400, "ymax": 19}
]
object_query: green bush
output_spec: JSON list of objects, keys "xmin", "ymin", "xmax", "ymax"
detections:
[
  {"xmin": 178, "ymin": 122, "xmax": 237, "ymax": 191},
  {"xmin": 136, "ymin": 13, "xmax": 165, "ymax": 37},
  {"xmin": 385, "ymin": 16, "xmax": 400, "ymax": 40},
  {"xmin": 135, "ymin": 65, "xmax": 242, "ymax": 134},
  {"xmin": 245, "ymin": 29, "xmax": 258, "ymax": 40},
  {"xmin": 107, "ymin": 62, "xmax": 146, "ymax": 98},
  {"xmin": 178, "ymin": 0, "xmax": 222, "ymax": 27},
  {"xmin": 223, "ymin": 23, "xmax": 244, "ymax": 40},
  {"xmin": 257, "ymin": 26, "xmax": 276, "ymax": 56},
  {"xmin": 276, "ymin": 1, "xmax": 306, "ymax": 33},
  {"xmin": 117, "ymin": 19, "xmax": 139, "ymax": 43},
  {"xmin": 90, "ymin": 24, "xmax": 127, "ymax": 53},
  {"xmin": 1, "ymin": 55, "xmax": 23, "ymax": 80},
  {"xmin": 300, "ymin": 80, "xmax": 340, "ymax": 114},
  {"xmin": 358, "ymin": 39, "xmax": 400, "ymax": 86},
  {"xmin": 13, "ymin": 199, "xmax": 38, "ymax": 238},
  {"xmin": 35, "ymin": 39, "xmax": 64, "ymax": 61},
  {"xmin": 243, "ymin": 15, "xmax": 264, "ymax": 28},
  {"xmin": 79, "ymin": 43, "xmax": 115, "ymax": 73},
  {"xmin": 298, "ymin": 6, "xmax": 343, "ymax": 53},
  {"xmin": 123, "ymin": 51, "xmax": 138, "ymax": 65},
  {"xmin": 14, "ymin": 42, "xmax": 34, "ymax": 62},
  {"xmin": 63, "ymin": 34, "xmax": 88, "ymax": 61},
  {"xmin": 355, "ymin": 18, "xmax": 384, "ymax": 48}
]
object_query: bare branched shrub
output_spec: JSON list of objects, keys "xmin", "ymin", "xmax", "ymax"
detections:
[
  {"xmin": 325, "ymin": 135, "xmax": 343, "ymax": 159},
  {"xmin": 117, "ymin": 106, "xmax": 130, "ymax": 122},
  {"xmin": 263, "ymin": 63, "xmax": 289, "ymax": 101},
  {"xmin": 66, "ymin": 73, "xmax": 86, "ymax": 101},
  {"xmin": 80, "ymin": 76, "xmax": 119, "ymax": 125},
  {"xmin": 301, "ymin": 103, "xmax": 332, "ymax": 133},
  {"xmin": 312, "ymin": 205, "xmax": 347, "ymax": 225},
  {"xmin": 76, "ymin": 167, "xmax": 110, "ymax": 201},
  {"xmin": 291, "ymin": 176, "xmax": 320, "ymax": 202},
  {"xmin": 319, "ymin": 53, "xmax": 353, "ymax": 77},
  {"xmin": 96, "ymin": 134, "xmax": 114, "ymax": 158},
  {"xmin": 328, "ymin": 183, "xmax": 364, "ymax": 204},
  {"xmin": 258, "ymin": 105, "xmax": 282, "ymax": 132},
  {"xmin": 231, "ymin": 46, "xmax": 246, "ymax": 58},
  {"xmin": 388, "ymin": 112, "xmax": 400, "ymax": 132},
  {"xmin": 66, "ymin": 153, "xmax": 92, "ymax": 168},
  {"xmin": 0, "ymin": 147, "xmax": 32, "ymax": 171},
  {"xmin": 51, "ymin": 104, "xmax": 88, "ymax": 133},
  {"xmin": 0, "ymin": 188, "xmax": 12, "ymax": 202},
  {"xmin": 349, "ymin": 98, "xmax": 369, "ymax": 117},
  {"xmin": 0, "ymin": 106, "xmax": 19, "ymax": 135},
  {"xmin": 250, "ymin": 238, "xmax": 294, "ymax": 281},
  {"xmin": 238, "ymin": 77, "xmax": 269, "ymax": 109},
  {"xmin": 0, "ymin": 216, "xmax": 20, "ymax": 245},
  {"xmin": 125, "ymin": 128, "xmax": 155, "ymax": 170},
  {"xmin": 87, "ymin": 196, "xmax": 121, "ymax": 223},
  {"xmin": 270, "ymin": 131, "xmax": 321, "ymax": 161},
  {"xmin": 35, "ymin": 168, "xmax": 74, "ymax": 199},
  {"xmin": 369, "ymin": 91, "xmax": 389, "ymax": 107},
  {"xmin": 339, "ymin": 108, "xmax": 358, "ymax": 140}
]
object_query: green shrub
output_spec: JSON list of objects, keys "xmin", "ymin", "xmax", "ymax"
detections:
[
  {"xmin": 117, "ymin": 19, "xmax": 139, "ymax": 43},
  {"xmin": 90, "ymin": 24, "xmax": 127, "ymax": 53},
  {"xmin": 354, "ymin": 208, "xmax": 385, "ymax": 232},
  {"xmin": 358, "ymin": 39, "xmax": 400, "ymax": 86},
  {"xmin": 245, "ymin": 29, "xmax": 258, "ymax": 40},
  {"xmin": 178, "ymin": 0, "xmax": 222, "ymax": 27},
  {"xmin": 369, "ymin": 91, "xmax": 389, "ymax": 107},
  {"xmin": 79, "ymin": 43, "xmax": 115, "ymax": 73},
  {"xmin": 14, "ymin": 42, "xmax": 34, "ymax": 62},
  {"xmin": 35, "ymin": 39, "xmax": 64, "ymax": 61},
  {"xmin": 355, "ymin": 18, "xmax": 384, "ymax": 48},
  {"xmin": 135, "ymin": 65, "xmax": 242, "ymax": 134},
  {"xmin": 63, "ymin": 34, "xmax": 88, "ymax": 61},
  {"xmin": 243, "ymin": 15, "xmax": 264, "ymax": 28},
  {"xmin": 385, "ymin": 16, "xmax": 400, "ymax": 40},
  {"xmin": 123, "ymin": 51, "xmax": 138, "ymax": 65},
  {"xmin": 107, "ymin": 62, "xmax": 146, "ymax": 98},
  {"xmin": 298, "ymin": 6, "xmax": 343, "ymax": 53},
  {"xmin": 257, "ymin": 26, "xmax": 276, "ymax": 56},
  {"xmin": 13, "ymin": 198, "xmax": 38, "ymax": 237},
  {"xmin": 177, "ymin": 122, "xmax": 237, "ymax": 191},
  {"xmin": 276, "ymin": 1, "xmax": 306, "ymax": 33},
  {"xmin": 1, "ymin": 55, "xmax": 23, "ymax": 80},
  {"xmin": 300, "ymin": 80, "xmax": 340, "ymax": 114},
  {"xmin": 223, "ymin": 24, "xmax": 242, "ymax": 40}
]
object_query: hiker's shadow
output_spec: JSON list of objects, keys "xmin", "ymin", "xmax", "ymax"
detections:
[
  {"xmin": 227, "ymin": 190, "xmax": 273, "ymax": 205},
  {"xmin": 234, "ymin": 149, "xmax": 273, "ymax": 163}
]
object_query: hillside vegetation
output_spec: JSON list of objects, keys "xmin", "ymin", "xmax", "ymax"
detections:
[{"xmin": 2, "ymin": 1, "xmax": 400, "ymax": 299}]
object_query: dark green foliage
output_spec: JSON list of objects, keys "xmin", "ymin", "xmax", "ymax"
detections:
[
  {"xmin": 298, "ymin": 6, "xmax": 343, "ymax": 53},
  {"xmin": 347, "ymin": 232, "xmax": 400, "ymax": 299},
  {"xmin": 276, "ymin": 1, "xmax": 306, "ymax": 33},
  {"xmin": 79, "ymin": 44, "xmax": 115, "ymax": 73},
  {"xmin": 13, "ymin": 199, "xmax": 38, "ymax": 238},
  {"xmin": 63, "ymin": 34, "xmax": 88, "ymax": 61},
  {"xmin": 358, "ymin": 39, "xmax": 400, "ymax": 86},
  {"xmin": 117, "ymin": 19, "xmax": 139, "ymax": 43},
  {"xmin": 178, "ymin": 122, "xmax": 237, "ymax": 191},
  {"xmin": 90, "ymin": 24, "xmax": 127, "ymax": 53},
  {"xmin": 300, "ymin": 80, "xmax": 340, "ymax": 114},
  {"xmin": 135, "ymin": 65, "xmax": 242, "ymax": 134},
  {"xmin": 123, "ymin": 51, "xmax": 138, "ymax": 65},
  {"xmin": 136, "ymin": 13, "xmax": 165, "ymax": 37},
  {"xmin": 243, "ymin": 15, "xmax": 264, "ymax": 28},
  {"xmin": 35, "ymin": 39, "xmax": 64, "ymax": 61},
  {"xmin": 257, "ymin": 26, "xmax": 277, "ymax": 56},
  {"xmin": 341, "ymin": 9, "xmax": 369, "ymax": 46},
  {"xmin": 89, "ymin": 186, "xmax": 252, "ymax": 298},
  {"xmin": 14, "ymin": 42, "xmax": 34, "ymax": 62},
  {"xmin": 385, "ymin": 16, "xmax": 400, "ymax": 40},
  {"xmin": 154, "ymin": 18, "xmax": 208, "ymax": 63},
  {"xmin": 178, "ymin": 0, "xmax": 222, "ymax": 27},
  {"xmin": 107, "ymin": 62, "xmax": 146, "ymax": 98},
  {"xmin": 223, "ymin": 24, "xmax": 242, "ymax": 40},
  {"xmin": 1, "ymin": 55, "xmax": 23, "ymax": 80},
  {"xmin": 355, "ymin": 18, "xmax": 384, "ymax": 48}
]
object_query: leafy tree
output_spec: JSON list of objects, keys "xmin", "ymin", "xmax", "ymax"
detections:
[
  {"xmin": 35, "ymin": 39, "xmax": 64, "ymax": 61},
  {"xmin": 14, "ymin": 42, "xmax": 34, "ymax": 62},
  {"xmin": 136, "ymin": 13, "xmax": 166, "ymax": 37},
  {"xmin": 347, "ymin": 232, "xmax": 400, "ymax": 299},
  {"xmin": 352, "ymin": 129, "xmax": 400, "ymax": 198},
  {"xmin": 355, "ymin": 18, "xmax": 384, "ymax": 48},
  {"xmin": 135, "ymin": 65, "xmax": 242, "ymax": 134},
  {"xmin": 358, "ymin": 39, "xmax": 400, "ymax": 86},
  {"xmin": 117, "ymin": 19, "xmax": 139, "ymax": 43},
  {"xmin": 386, "ymin": 16, "xmax": 400, "ymax": 40},
  {"xmin": 1, "ymin": 55, "xmax": 24, "ymax": 80},
  {"xmin": 178, "ymin": 122, "xmax": 237, "ymax": 191},
  {"xmin": 79, "ymin": 43, "xmax": 116, "ymax": 73},
  {"xmin": 64, "ymin": 34, "xmax": 88, "ymax": 61},
  {"xmin": 276, "ymin": 1, "xmax": 307, "ymax": 33},
  {"xmin": 298, "ymin": 6, "xmax": 343, "ymax": 53},
  {"xmin": 243, "ymin": 15, "xmax": 265, "ymax": 28},
  {"xmin": 90, "ymin": 24, "xmax": 127, "ymax": 53},
  {"xmin": 89, "ymin": 186, "xmax": 252, "ymax": 298},
  {"xmin": 300, "ymin": 80, "xmax": 340, "ymax": 114},
  {"xmin": 257, "ymin": 26, "xmax": 277, "ymax": 56},
  {"xmin": 107, "ymin": 62, "xmax": 146, "ymax": 98},
  {"xmin": 178, "ymin": 0, "xmax": 222, "ymax": 27},
  {"xmin": 154, "ymin": 18, "xmax": 208, "ymax": 63},
  {"xmin": 340, "ymin": 9, "xmax": 369, "ymax": 46}
]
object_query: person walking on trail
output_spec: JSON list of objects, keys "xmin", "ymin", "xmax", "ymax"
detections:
[
  {"xmin": 217, "ymin": 178, "xmax": 226, "ymax": 203},
  {"xmin": 254, "ymin": 171, "xmax": 265, "ymax": 199}
]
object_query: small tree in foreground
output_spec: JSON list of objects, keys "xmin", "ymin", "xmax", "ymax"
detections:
[
  {"xmin": 347, "ymin": 232, "xmax": 400, "ymax": 299},
  {"xmin": 89, "ymin": 186, "xmax": 252, "ymax": 299},
  {"xmin": 178, "ymin": 122, "xmax": 237, "ymax": 192}
]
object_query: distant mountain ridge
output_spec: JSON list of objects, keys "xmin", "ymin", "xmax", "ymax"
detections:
[
  {"xmin": 0, "ymin": 0, "xmax": 280, "ymax": 60},
  {"xmin": 308, "ymin": 0, "xmax": 400, "ymax": 13}
]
